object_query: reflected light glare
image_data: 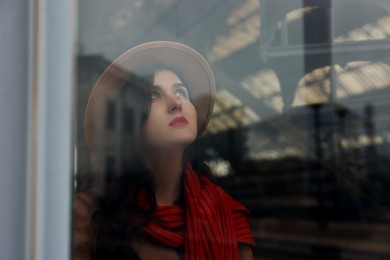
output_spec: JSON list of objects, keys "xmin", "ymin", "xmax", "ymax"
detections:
[
  {"xmin": 378, "ymin": 16, "xmax": 390, "ymax": 34},
  {"xmin": 207, "ymin": 89, "xmax": 261, "ymax": 134},
  {"xmin": 340, "ymin": 132, "xmax": 390, "ymax": 149},
  {"xmin": 293, "ymin": 67, "xmax": 332, "ymax": 106},
  {"xmin": 220, "ymin": 114, "xmax": 238, "ymax": 129},
  {"xmin": 212, "ymin": 102, "xmax": 222, "ymax": 114},
  {"xmin": 341, "ymin": 138, "xmax": 359, "ymax": 149},
  {"xmin": 231, "ymin": 106, "xmax": 261, "ymax": 126},
  {"xmin": 226, "ymin": 0, "xmax": 260, "ymax": 26},
  {"xmin": 264, "ymin": 96, "xmax": 283, "ymax": 113},
  {"xmin": 209, "ymin": 12, "xmax": 260, "ymax": 62},
  {"xmin": 335, "ymin": 16, "xmax": 390, "ymax": 43},
  {"xmin": 338, "ymin": 62, "xmax": 390, "ymax": 99},
  {"xmin": 241, "ymin": 69, "xmax": 280, "ymax": 97},
  {"xmin": 358, "ymin": 134, "xmax": 384, "ymax": 146},
  {"xmin": 243, "ymin": 106, "xmax": 261, "ymax": 123},
  {"xmin": 210, "ymin": 16, "xmax": 260, "ymax": 62},
  {"xmin": 350, "ymin": 30, "xmax": 368, "ymax": 41},
  {"xmin": 293, "ymin": 62, "xmax": 390, "ymax": 106},
  {"xmin": 376, "ymin": 136, "xmax": 384, "ymax": 144},
  {"xmin": 208, "ymin": 105, "xmax": 261, "ymax": 133},
  {"xmin": 207, "ymin": 90, "xmax": 249, "ymax": 133},
  {"xmin": 286, "ymin": 7, "xmax": 318, "ymax": 23},
  {"xmin": 241, "ymin": 69, "xmax": 283, "ymax": 113},
  {"xmin": 250, "ymin": 148, "xmax": 296, "ymax": 160},
  {"xmin": 216, "ymin": 90, "xmax": 243, "ymax": 109},
  {"xmin": 206, "ymin": 160, "xmax": 232, "ymax": 177},
  {"xmin": 213, "ymin": 117, "xmax": 229, "ymax": 132},
  {"xmin": 205, "ymin": 121, "xmax": 218, "ymax": 134}
]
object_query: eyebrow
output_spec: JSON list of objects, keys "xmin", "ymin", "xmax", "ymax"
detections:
[
  {"xmin": 152, "ymin": 83, "xmax": 187, "ymax": 90},
  {"xmin": 152, "ymin": 85, "xmax": 162, "ymax": 90},
  {"xmin": 173, "ymin": 83, "xmax": 187, "ymax": 89}
]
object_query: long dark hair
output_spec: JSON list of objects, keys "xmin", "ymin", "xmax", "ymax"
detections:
[
  {"xmin": 88, "ymin": 72, "xmax": 152, "ymax": 259},
  {"xmin": 89, "ymin": 68, "xmax": 212, "ymax": 259}
]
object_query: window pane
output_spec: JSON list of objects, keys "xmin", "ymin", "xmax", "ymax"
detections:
[{"xmin": 74, "ymin": 0, "xmax": 390, "ymax": 259}]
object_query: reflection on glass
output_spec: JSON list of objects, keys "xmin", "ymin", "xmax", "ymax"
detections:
[
  {"xmin": 293, "ymin": 62, "xmax": 390, "ymax": 106},
  {"xmin": 75, "ymin": 41, "xmax": 255, "ymax": 259},
  {"xmin": 208, "ymin": 0, "xmax": 260, "ymax": 62},
  {"xmin": 75, "ymin": 0, "xmax": 390, "ymax": 258}
]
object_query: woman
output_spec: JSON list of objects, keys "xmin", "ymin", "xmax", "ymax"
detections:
[{"xmin": 75, "ymin": 41, "xmax": 255, "ymax": 260}]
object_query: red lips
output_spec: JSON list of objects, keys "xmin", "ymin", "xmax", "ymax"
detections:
[{"xmin": 169, "ymin": 116, "xmax": 188, "ymax": 126}]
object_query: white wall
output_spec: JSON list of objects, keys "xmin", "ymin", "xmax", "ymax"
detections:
[
  {"xmin": 0, "ymin": 0, "xmax": 29, "ymax": 259},
  {"xmin": 0, "ymin": 0, "xmax": 75, "ymax": 259}
]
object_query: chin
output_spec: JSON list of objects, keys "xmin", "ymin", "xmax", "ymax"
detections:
[
  {"xmin": 147, "ymin": 136, "xmax": 196, "ymax": 150},
  {"xmin": 172, "ymin": 136, "xmax": 196, "ymax": 147}
]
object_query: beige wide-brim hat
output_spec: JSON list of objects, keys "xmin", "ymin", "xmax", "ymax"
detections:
[{"xmin": 84, "ymin": 41, "xmax": 216, "ymax": 155}]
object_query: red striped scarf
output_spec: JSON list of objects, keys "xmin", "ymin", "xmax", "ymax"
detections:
[{"xmin": 136, "ymin": 165, "xmax": 255, "ymax": 259}]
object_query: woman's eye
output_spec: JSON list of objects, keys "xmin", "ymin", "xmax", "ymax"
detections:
[
  {"xmin": 151, "ymin": 89, "xmax": 161, "ymax": 100},
  {"xmin": 175, "ymin": 87, "xmax": 189, "ymax": 98}
]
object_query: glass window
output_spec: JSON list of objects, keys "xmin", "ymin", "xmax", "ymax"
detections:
[{"xmin": 74, "ymin": 0, "xmax": 390, "ymax": 258}]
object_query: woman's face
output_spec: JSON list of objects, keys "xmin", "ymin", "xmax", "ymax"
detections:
[{"xmin": 143, "ymin": 70, "xmax": 197, "ymax": 149}]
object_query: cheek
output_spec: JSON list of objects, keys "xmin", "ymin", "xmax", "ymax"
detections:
[
  {"xmin": 189, "ymin": 103, "xmax": 197, "ymax": 127},
  {"xmin": 186, "ymin": 103, "xmax": 198, "ymax": 137}
]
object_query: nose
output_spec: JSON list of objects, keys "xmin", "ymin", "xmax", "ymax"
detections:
[{"xmin": 168, "ymin": 95, "xmax": 182, "ymax": 113}]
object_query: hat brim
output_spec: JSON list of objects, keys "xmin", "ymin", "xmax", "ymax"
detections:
[{"xmin": 84, "ymin": 41, "xmax": 216, "ymax": 155}]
